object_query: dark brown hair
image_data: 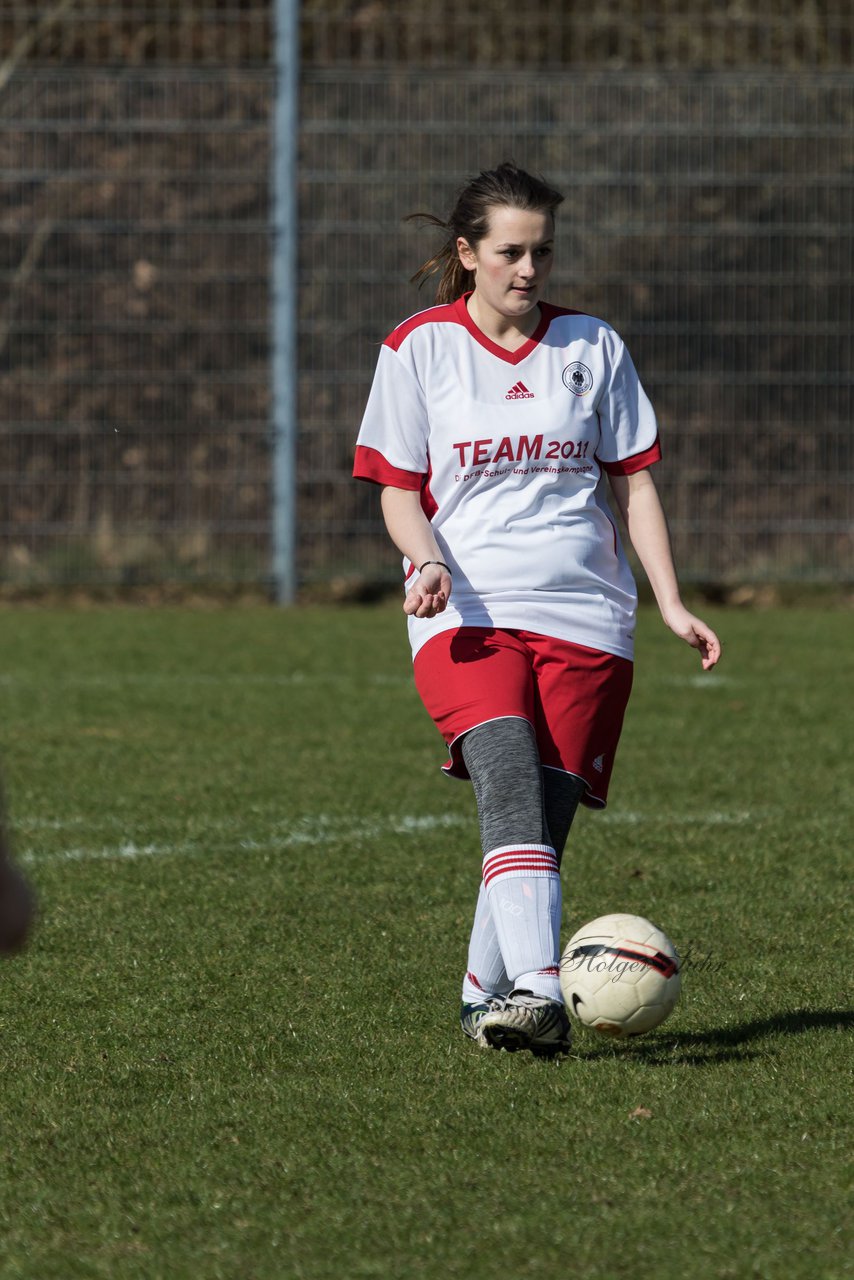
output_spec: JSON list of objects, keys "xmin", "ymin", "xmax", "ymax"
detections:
[{"xmin": 408, "ymin": 162, "xmax": 565, "ymax": 304}]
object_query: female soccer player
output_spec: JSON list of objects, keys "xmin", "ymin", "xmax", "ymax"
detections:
[{"xmin": 353, "ymin": 162, "xmax": 721, "ymax": 1056}]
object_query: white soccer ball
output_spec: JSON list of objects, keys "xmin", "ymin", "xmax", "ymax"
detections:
[{"xmin": 560, "ymin": 913, "xmax": 681, "ymax": 1038}]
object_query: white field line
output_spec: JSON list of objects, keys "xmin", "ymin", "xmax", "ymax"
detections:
[
  {"xmin": 655, "ymin": 673, "xmax": 735, "ymax": 689},
  {"xmin": 0, "ymin": 672, "xmax": 413, "ymax": 688},
  {"xmin": 15, "ymin": 808, "xmax": 761, "ymax": 869},
  {"xmin": 0, "ymin": 673, "xmax": 739, "ymax": 689},
  {"xmin": 600, "ymin": 810, "xmax": 759, "ymax": 826},
  {"xmin": 16, "ymin": 813, "xmax": 468, "ymax": 868}
]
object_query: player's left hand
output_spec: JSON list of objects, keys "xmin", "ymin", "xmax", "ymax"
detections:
[{"xmin": 663, "ymin": 604, "xmax": 722, "ymax": 670}]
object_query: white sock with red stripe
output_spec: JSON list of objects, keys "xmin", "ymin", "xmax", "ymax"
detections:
[
  {"xmin": 461, "ymin": 881, "xmax": 512, "ymax": 1005},
  {"xmin": 481, "ymin": 842, "xmax": 563, "ymax": 1002}
]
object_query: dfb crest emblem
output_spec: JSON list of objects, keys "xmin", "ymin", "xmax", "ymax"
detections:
[{"xmin": 562, "ymin": 362, "xmax": 594, "ymax": 396}]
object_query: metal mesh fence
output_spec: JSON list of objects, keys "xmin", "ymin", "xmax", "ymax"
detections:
[
  {"xmin": 305, "ymin": 70, "xmax": 854, "ymax": 586},
  {"xmin": 0, "ymin": 3, "xmax": 273, "ymax": 67},
  {"xmin": 0, "ymin": 2, "xmax": 274, "ymax": 588},
  {"xmin": 0, "ymin": 3, "xmax": 852, "ymax": 590},
  {"xmin": 2, "ymin": 2, "xmax": 851, "ymax": 70},
  {"xmin": 0, "ymin": 65, "xmax": 272, "ymax": 588},
  {"xmin": 300, "ymin": 2, "xmax": 854, "ymax": 72}
]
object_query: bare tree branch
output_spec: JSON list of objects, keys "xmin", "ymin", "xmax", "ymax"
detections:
[
  {"xmin": 0, "ymin": 0, "xmax": 76, "ymax": 94},
  {"xmin": 0, "ymin": 217, "xmax": 54, "ymax": 359}
]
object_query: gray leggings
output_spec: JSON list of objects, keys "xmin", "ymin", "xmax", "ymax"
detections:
[{"xmin": 460, "ymin": 717, "xmax": 586, "ymax": 864}]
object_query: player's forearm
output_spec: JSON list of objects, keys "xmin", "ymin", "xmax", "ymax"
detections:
[
  {"xmin": 609, "ymin": 470, "xmax": 683, "ymax": 615},
  {"xmin": 380, "ymin": 486, "xmax": 446, "ymax": 569},
  {"xmin": 610, "ymin": 469, "xmax": 722, "ymax": 667}
]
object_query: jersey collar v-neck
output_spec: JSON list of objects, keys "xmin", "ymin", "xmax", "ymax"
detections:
[{"xmin": 453, "ymin": 292, "xmax": 553, "ymax": 366}]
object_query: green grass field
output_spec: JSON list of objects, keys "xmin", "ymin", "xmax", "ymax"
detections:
[{"xmin": 0, "ymin": 602, "xmax": 850, "ymax": 1280}]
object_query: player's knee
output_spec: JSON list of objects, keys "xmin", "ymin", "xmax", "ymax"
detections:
[{"xmin": 461, "ymin": 717, "xmax": 546, "ymax": 847}]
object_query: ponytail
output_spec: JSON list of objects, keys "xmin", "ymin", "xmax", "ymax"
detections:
[{"xmin": 406, "ymin": 213, "xmax": 474, "ymax": 304}]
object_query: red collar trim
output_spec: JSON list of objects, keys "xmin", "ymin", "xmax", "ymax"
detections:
[{"xmin": 453, "ymin": 293, "xmax": 553, "ymax": 365}]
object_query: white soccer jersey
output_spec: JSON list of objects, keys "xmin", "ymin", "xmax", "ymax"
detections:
[{"xmin": 353, "ymin": 295, "xmax": 661, "ymax": 661}]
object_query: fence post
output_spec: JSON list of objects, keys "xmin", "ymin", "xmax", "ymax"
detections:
[{"xmin": 270, "ymin": 0, "xmax": 300, "ymax": 603}]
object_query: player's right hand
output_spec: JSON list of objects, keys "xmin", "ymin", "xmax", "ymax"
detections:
[{"xmin": 403, "ymin": 566, "xmax": 452, "ymax": 618}]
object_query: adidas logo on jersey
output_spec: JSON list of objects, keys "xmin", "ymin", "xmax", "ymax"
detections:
[{"xmin": 505, "ymin": 381, "xmax": 535, "ymax": 400}]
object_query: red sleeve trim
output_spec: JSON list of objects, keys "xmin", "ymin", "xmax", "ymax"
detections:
[
  {"xmin": 352, "ymin": 444, "xmax": 424, "ymax": 490},
  {"xmin": 599, "ymin": 439, "xmax": 662, "ymax": 477}
]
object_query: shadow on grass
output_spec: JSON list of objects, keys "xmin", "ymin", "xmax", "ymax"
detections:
[{"xmin": 580, "ymin": 1008, "xmax": 853, "ymax": 1066}]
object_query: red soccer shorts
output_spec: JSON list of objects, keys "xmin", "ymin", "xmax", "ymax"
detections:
[{"xmin": 412, "ymin": 627, "xmax": 634, "ymax": 809}]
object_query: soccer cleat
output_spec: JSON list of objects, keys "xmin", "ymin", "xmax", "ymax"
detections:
[
  {"xmin": 524, "ymin": 993, "xmax": 573, "ymax": 1057},
  {"xmin": 477, "ymin": 989, "xmax": 572, "ymax": 1057},
  {"xmin": 460, "ymin": 996, "xmax": 508, "ymax": 1045},
  {"xmin": 476, "ymin": 994, "xmax": 535, "ymax": 1053}
]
